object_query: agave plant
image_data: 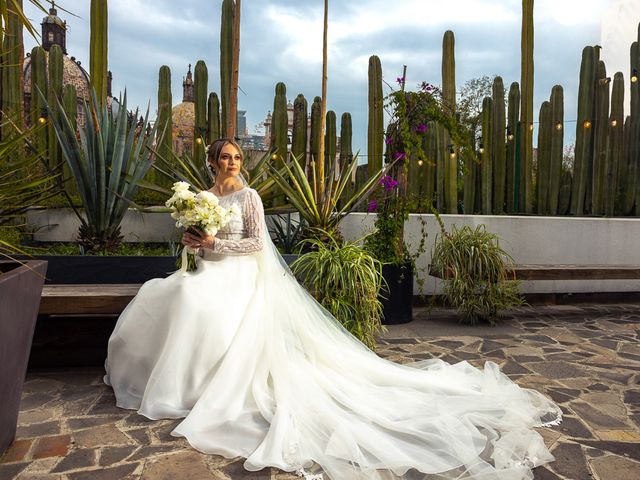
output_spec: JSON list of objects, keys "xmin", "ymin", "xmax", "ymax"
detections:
[
  {"xmin": 290, "ymin": 232, "xmax": 386, "ymax": 350},
  {"xmin": 269, "ymin": 212, "xmax": 306, "ymax": 254},
  {"xmin": 43, "ymin": 87, "xmax": 157, "ymax": 252},
  {"xmin": 266, "ymin": 152, "xmax": 393, "ymax": 241}
]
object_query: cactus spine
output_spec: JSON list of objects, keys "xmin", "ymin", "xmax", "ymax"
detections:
[
  {"xmin": 549, "ymin": 85, "xmax": 564, "ymax": 214},
  {"xmin": 492, "ymin": 76, "xmax": 506, "ymax": 213},
  {"xmin": 207, "ymin": 92, "xmax": 221, "ymax": 143},
  {"xmin": 571, "ymin": 46, "xmax": 597, "ymax": 215},
  {"xmin": 520, "ymin": 0, "xmax": 534, "ymax": 213},
  {"xmin": 47, "ymin": 45, "xmax": 64, "ymax": 174},
  {"xmin": 324, "ymin": 110, "xmax": 337, "ymax": 174},
  {"xmin": 193, "ymin": 60, "xmax": 208, "ymax": 162},
  {"xmin": 220, "ymin": 0, "xmax": 234, "ymax": 136},
  {"xmin": 536, "ymin": 101, "xmax": 551, "ymax": 214},
  {"xmin": 506, "ymin": 82, "xmax": 520, "ymax": 213},
  {"xmin": 271, "ymin": 82, "xmax": 288, "ymax": 167},
  {"xmin": 89, "ymin": 0, "xmax": 108, "ymax": 107},
  {"xmin": 368, "ymin": 55, "xmax": 383, "ymax": 180},
  {"xmin": 481, "ymin": 97, "xmax": 493, "ymax": 214},
  {"xmin": 292, "ymin": 94, "xmax": 308, "ymax": 162},
  {"xmin": 157, "ymin": 65, "xmax": 173, "ymax": 179}
]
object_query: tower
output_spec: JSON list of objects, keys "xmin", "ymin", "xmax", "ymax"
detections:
[{"xmin": 41, "ymin": 1, "xmax": 67, "ymax": 54}]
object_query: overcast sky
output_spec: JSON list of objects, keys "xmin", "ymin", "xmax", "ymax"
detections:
[{"xmin": 23, "ymin": 0, "xmax": 640, "ymax": 156}]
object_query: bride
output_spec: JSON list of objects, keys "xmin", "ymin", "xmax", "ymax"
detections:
[{"xmin": 104, "ymin": 138, "xmax": 562, "ymax": 480}]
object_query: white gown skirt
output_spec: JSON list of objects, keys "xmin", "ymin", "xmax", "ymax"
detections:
[{"xmin": 105, "ymin": 248, "xmax": 562, "ymax": 480}]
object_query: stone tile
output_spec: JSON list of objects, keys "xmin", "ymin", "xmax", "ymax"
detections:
[
  {"xmin": 221, "ymin": 459, "xmax": 272, "ymax": 480},
  {"xmin": 30, "ymin": 434, "xmax": 71, "ymax": 460},
  {"xmin": 126, "ymin": 445, "xmax": 179, "ymax": 462},
  {"xmin": 549, "ymin": 442, "xmax": 591, "ymax": 480},
  {"xmin": 98, "ymin": 446, "xmax": 137, "ymax": 466},
  {"xmin": 67, "ymin": 416, "xmax": 121, "ymax": 431},
  {"xmin": 586, "ymin": 383, "xmax": 610, "ymax": 392},
  {"xmin": 532, "ymin": 467, "xmax": 563, "ymax": 479},
  {"xmin": 87, "ymin": 393, "xmax": 122, "ymax": 416},
  {"xmin": 66, "ymin": 463, "xmax": 139, "ymax": 480},
  {"xmin": 570, "ymin": 402, "xmax": 629, "ymax": 429},
  {"xmin": 19, "ymin": 394, "xmax": 54, "ymax": 412},
  {"xmin": 141, "ymin": 451, "xmax": 215, "ymax": 479},
  {"xmin": 17, "ymin": 408, "xmax": 60, "ymax": 426},
  {"xmin": 590, "ymin": 454, "xmax": 640, "ymax": 480},
  {"xmin": 0, "ymin": 463, "xmax": 29, "ymax": 479},
  {"xmin": 124, "ymin": 428, "xmax": 151, "ymax": 445},
  {"xmin": 595, "ymin": 430, "xmax": 640, "ymax": 442},
  {"xmin": 501, "ymin": 361, "xmax": 531, "ymax": 375},
  {"xmin": 16, "ymin": 422, "xmax": 61, "ymax": 439},
  {"xmin": 51, "ymin": 448, "xmax": 95, "ymax": 473},
  {"xmin": 73, "ymin": 425, "xmax": 132, "ymax": 448},
  {"xmin": 623, "ymin": 390, "xmax": 640, "ymax": 406},
  {"xmin": 1, "ymin": 439, "xmax": 34, "ymax": 463},
  {"xmin": 527, "ymin": 361, "xmax": 588, "ymax": 379},
  {"xmin": 556, "ymin": 417, "xmax": 594, "ymax": 439},
  {"xmin": 580, "ymin": 440, "xmax": 640, "ymax": 462},
  {"xmin": 22, "ymin": 379, "xmax": 65, "ymax": 395}
]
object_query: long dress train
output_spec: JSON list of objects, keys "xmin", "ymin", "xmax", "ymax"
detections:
[{"xmin": 104, "ymin": 186, "xmax": 562, "ymax": 480}]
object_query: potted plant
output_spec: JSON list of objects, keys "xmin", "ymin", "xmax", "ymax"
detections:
[{"xmin": 429, "ymin": 211, "xmax": 525, "ymax": 325}]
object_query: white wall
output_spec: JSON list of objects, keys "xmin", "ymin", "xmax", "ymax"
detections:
[{"xmin": 27, "ymin": 208, "xmax": 640, "ymax": 294}]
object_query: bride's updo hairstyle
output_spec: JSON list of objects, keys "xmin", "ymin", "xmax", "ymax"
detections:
[{"xmin": 206, "ymin": 138, "xmax": 245, "ymax": 179}]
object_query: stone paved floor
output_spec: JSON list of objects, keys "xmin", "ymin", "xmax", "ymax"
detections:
[{"xmin": 1, "ymin": 303, "xmax": 640, "ymax": 480}]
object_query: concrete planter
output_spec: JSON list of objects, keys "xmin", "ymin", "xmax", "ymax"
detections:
[{"xmin": 0, "ymin": 260, "xmax": 48, "ymax": 455}]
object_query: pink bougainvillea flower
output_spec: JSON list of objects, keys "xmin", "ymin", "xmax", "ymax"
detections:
[
  {"xmin": 380, "ymin": 175, "xmax": 398, "ymax": 191},
  {"xmin": 396, "ymin": 76, "xmax": 405, "ymax": 85},
  {"xmin": 420, "ymin": 81, "xmax": 435, "ymax": 93},
  {"xmin": 385, "ymin": 136, "xmax": 393, "ymax": 145},
  {"xmin": 367, "ymin": 200, "xmax": 378, "ymax": 212},
  {"xmin": 393, "ymin": 151, "xmax": 406, "ymax": 161},
  {"xmin": 415, "ymin": 123, "xmax": 427, "ymax": 133}
]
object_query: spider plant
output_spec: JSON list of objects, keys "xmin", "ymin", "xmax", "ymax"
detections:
[
  {"xmin": 269, "ymin": 212, "xmax": 306, "ymax": 254},
  {"xmin": 430, "ymin": 211, "xmax": 525, "ymax": 325},
  {"xmin": 266, "ymin": 152, "xmax": 393, "ymax": 241},
  {"xmin": 291, "ymin": 232, "xmax": 386, "ymax": 350},
  {"xmin": 42, "ymin": 87, "xmax": 157, "ymax": 252}
]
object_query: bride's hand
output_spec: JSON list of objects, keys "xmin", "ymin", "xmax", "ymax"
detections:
[{"xmin": 181, "ymin": 227, "xmax": 215, "ymax": 250}]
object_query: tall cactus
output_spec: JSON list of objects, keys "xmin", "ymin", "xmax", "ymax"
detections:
[
  {"xmin": 61, "ymin": 84, "xmax": 78, "ymax": 196},
  {"xmin": 207, "ymin": 92, "xmax": 221, "ymax": 143},
  {"xmin": 324, "ymin": 110, "xmax": 337, "ymax": 175},
  {"xmin": 481, "ymin": 97, "xmax": 493, "ymax": 214},
  {"xmin": 619, "ymin": 116, "xmax": 636, "ymax": 215},
  {"xmin": 536, "ymin": 101, "xmax": 551, "ymax": 214},
  {"xmin": 220, "ymin": 0, "xmax": 234, "ymax": 136},
  {"xmin": 271, "ymin": 82, "xmax": 288, "ymax": 166},
  {"xmin": 193, "ymin": 60, "xmax": 208, "ymax": 162},
  {"xmin": 442, "ymin": 30, "xmax": 456, "ymax": 116},
  {"xmin": 549, "ymin": 85, "xmax": 564, "ymax": 214},
  {"xmin": 443, "ymin": 128, "xmax": 456, "ymax": 213},
  {"xmin": 434, "ymin": 124, "xmax": 445, "ymax": 211},
  {"xmin": 605, "ymin": 73, "xmax": 624, "ymax": 216},
  {"xmin": 157, "ymin": 65, "xmax": 173, "ymax": 178},
  {"xmin": 30, "ymin": 46, "xmax": 47, "ymax": 157},
  {"xmin": 592, "ymin": 61, "xmax": 610, "ymax": 215},
  {"xmin": 1, "ymin": 0, "xmax": 25, "ymax": 139},
  {"xmin": 506, "ymin": 82, "xmax": 520, "ymax": 213},
  {"xmin": 340, "ymin": 112, "xmax": 353, "ymax": 166},
  {"xmin": 631, "ymin": 41, "xmax": 639, "ymax": 119},
  {"xmin": 47, "ymin": 44, "xmax": 64, "ymax": 174},
  {"xmin": 310, "ymin": 96, "xmax": 322, "ymax": 172},
  {"xmin": 571, "ymin": 46, "xmax": 597, "ymax": 215},
  {"xmin": 520, "ymin": 0, "xmax": 534, "ymax": 213},
  {"xmin": 292, "ymin": 94, "xmax": 308, "ymax": 162},
  {"xmin": 423, "ymin": 121, "xmax": 437, "ymax": 209},
  {"xmin": 368, "ymin": 55, "xmax": 383, "ymax": 180},
  {"xmin": 492, "ymin": 76, "xmax": 506, "ymax": 213},
  {"xmin": 89, "ymin": 0, "xmax": 108, "ymax": 107},
  {"xmin": 462, "ymin": 136, "xmax": 476, "ymax": 214}
]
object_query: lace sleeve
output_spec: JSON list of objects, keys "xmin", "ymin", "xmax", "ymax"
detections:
[{"xmin": 210, "ymin": 189, "xmax": 265, "ymax": 255}]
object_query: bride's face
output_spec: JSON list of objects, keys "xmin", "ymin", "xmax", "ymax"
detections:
[{"xmin": 212, "ymin": 143, "xmax": 243, "ymax": 178}]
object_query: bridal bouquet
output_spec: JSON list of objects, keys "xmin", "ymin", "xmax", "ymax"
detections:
[{"xmin": 166, "ymin": 181, "xmax": 240, "ymax": 274}]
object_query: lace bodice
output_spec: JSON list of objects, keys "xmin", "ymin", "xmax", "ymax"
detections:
[{"xmin": 200, "ymin": 187, "xmax": 265, "ymax": 256}]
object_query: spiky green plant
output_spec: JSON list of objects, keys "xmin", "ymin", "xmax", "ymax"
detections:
[
  {"xmin": 605, "ymin": 73, "xmax": 624, "ymax": 216},
  {"xmin": 156, "ymin": 65, "xmax": 173, "ymax": 186},
  {"xmin": 30, "ymin": 46, "xmax": 47, "ymax": 156},
  {"xmin": 549, "ymin": 85, "xmax": 564, "ymax": 214},
  {"xmin": 592, "ymin": 60, "xmax": 610, "ymax": 215},
  {"xmin": 89, "ymin": 0, "xmax": 108, "ymax": 107},
  {"xmin": 220, "ymin": 0, "xmax": 234, "ymax": 134},
  {"xmin": 492, "ymin": 76, "xmax": 506, "ymax": 213},
  {"xmin": 536, "ymin": 101, "xmax": 551, "ymax": 214},
  {"xmin": 506, "ymin": 82, "xmax": 520, "ymax": 213},
  {"xmin": 1, "ymin": 0, "xmax": 25, "ymax": 140},
  {"xmin": 368, "ymin": 55, "xmax": 383, "ymax": 180},
  {"xmin": 291, "ymin": 232, "xmax": 386, "ymax": 350},
  {"xmin": 47, "ymin": 44, "xmax": 64, "ymax": 174},
  {"xmin": 520, "ymin": 0, "xmax": 534, "ymax": 213},
  {"xmin": 292, "ymin": 94, "xmax": 308, "ymax": 162},
  {"xmin": 442, "ymin": 30, "xmax": 456, "ymax": 116},
  {"xmin": 481, "ymin": 96, "xmax": 493, "ymax": 214},
  {"xmin": 42, "ymin": 88, "xmax": 157, "ymax": 252},
  {"xmin": 324, "ymin": 110, "xmax": 336, "ymax": 174},
  {"xmin": 193, "ymin": 60, "xmax": 208, "ymax": 162},
  {"xmin": 271, "ymin": 82, "xmax": 288, "ymax": 167},
  {"xmin": 310, "ymin": 96, "xmax": 322, "ymax": 174},
  {"xmin": 339, "ymin": 112, "xmax": 352, "ymax": 164},
  {"xmin": 430, "ymin": 211, "xmax": 524, "ymax": 325},
  {"xmin": 207, "ymin": 92, "xmax": 221, "ymax": 142}
]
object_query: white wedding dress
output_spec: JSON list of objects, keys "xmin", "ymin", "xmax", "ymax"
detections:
[{"xmin": 104, "ymin": 185, "xmax": 562, "ymax": 480}]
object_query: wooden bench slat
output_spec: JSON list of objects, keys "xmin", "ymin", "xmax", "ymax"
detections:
[{"xmin": 40, "ymin": 284, "xmax": 142, "ymax": 315}]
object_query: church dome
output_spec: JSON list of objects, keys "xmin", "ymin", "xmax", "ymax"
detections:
[
  {"xmin": 170, "ymin": 65, "xmax": 196, "ymax": 157},
  {"xmin": 23, "ymin": 53, "xmax": 91, "ymax": 101}
]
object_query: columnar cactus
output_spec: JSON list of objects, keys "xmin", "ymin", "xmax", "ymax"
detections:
[
  {"xmin": 492, "ymin": 76, "xmax": 506, "ymax": 213},
  {"xmin": 368, "ymin": 55, "xmax": 383, "ymax": 180},
  {"xmin": 324, "ymin": 110, "xmax": 337, "ymax": 174},
  {"xmin": 220, "ymin": 0, "xmax": 234, "ymax": 135},
  {"xmin": 193, "ymin": 60, "xmax": 208, "ymax": 162},
  {"xmin": 89, "ymin": 0, "xmax": 108, "ymax": 107},
  {"xmin": 605, "ymin": 73, "xmax": 624, "ymax": 216},
  {"xmin": 157, "ymin": 65, "xmax": 173, "ymax": 174},
  {"xmin": 1, "ymin": 1, "xmax": 24, "ymax": 138},
  {"xmin": 435, "ymin": 123, "xmax": 445, "ymax": 211},
  {"xmin": 292, "ymin": 94, "xmax": 308, "ymax": 162},
  {"xmin": 207, "ymin": 92, "xmax": 221, "ymax": 143},
  {"xmin": 591, "ymin": 60, "xmax": 610, "ymax": 215},
  {"xmin": 421, "ymin": 121, "xmax": 437, "ymax": 208},
  {"xmin": 631, "ymin": 41, "xmax": 639, "ymax": 119},
  {"xmin": 30, "ymin": 46, "xmax": 47, "ymax": 157},
  {"xmin": 310, "ymin": 96, "xmax": 322, "ymax": 172},
  {"xmin": 520, "ymin": 0, "xmax": 534, "ymax": 213},
  {"xmin": 571, "ymin": 46, "xmax": 597, "ymax": 215},
  {"xmin": 549, "ymin": 85, "xmax": 564, "ymax": 214},
  {"xmin": 618, "ymin": 116, "xmax": 636, "ymax": 215},
  {"xmin": 506, "ymin": 82, "xmax": 520, "ymax": 213},
  {"xmin": 481, "ymin": 97, "xmax": 493, "ymax": 214},
  {"xmin": 48, "ymin": 45, "xmax": 64, "ymax": 172},
  {"xmin": 271, "ymin": 82, "xmax": 288, "ymax": 167},
  {"xmin": 62, "ymin": 84, "xmax": 78, "ymax": 196},
  {"xmin": 536, "ymin": 101, "xmax": 551, "ymax": 214},
  {"xmin": 443, "ymin": 128, "xmax": 457, "ymax": 213},
  {"xmin": 339, "ymin": 112, "xmax": 353, "ymax": 164},
  {"xmin": 462, "ymin": 133, "xmax": 476, "ymax": 214},
  {"xmin": 442, "ymin": 30, "xmax": 456, "ymax": 116}
]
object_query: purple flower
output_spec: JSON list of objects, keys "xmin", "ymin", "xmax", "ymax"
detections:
[
  {"xmin": 396, "ymin": 76, "xmax": 405, "ymax": 85},
  {"xmin": 385, "ymin": 136, "xmax": 393, "ymax": 145},
  {"xmin": 367, "ymin": 200, "xmax": 378, "ymax": 212},
  {"xmin": 414, "ymin": 123, "xmax": 427, "ymax": 133},
  {"xmin": 393, "ymin": 151, "xmax": 406, "ymax": 161},
  {"xmin": 420, "ymin": 82, "xmax": 435, "ymax": 93},
  {"xmin": 379, "ymin": 175, "xmax": 398, "ymax": 191}
]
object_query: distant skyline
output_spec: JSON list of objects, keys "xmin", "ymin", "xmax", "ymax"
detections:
[{"xmin": 23, "ymin": 0, "xmax": 640, "ymax": 155}]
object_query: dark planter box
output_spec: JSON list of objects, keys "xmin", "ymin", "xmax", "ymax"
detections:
[
  {"xmin": 0, "ymin": 260, "xmax": 48, "ymax": 455},
  {"xmin": 380, "ymin": 263, "xmax": 414, "ymax": 325}
]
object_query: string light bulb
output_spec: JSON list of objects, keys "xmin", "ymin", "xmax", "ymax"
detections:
[
  {"xmin": 478, "ymin": 143, "xmax": 485, "ymax": 155},
  {"xmin": 449, "ymin": 146, "xmax": 456, "ymax": 159},
  {"xmin": 632, "ymin": 69, "xmax": 639, "ymax": 83},
  {"xmin": 37, "ymin": 116, "xmax": 47, "ymax": 125},
  {"xmin": 528, "ymin": 123, "xmax": 534, "ymax": 132},
  {"xmin": 507, "ymin": 129, "xmax": 514, "ymax": 141},
  {"xmin": 611, "ymin": 119, "xmax": 618, "ymax": 127},
  {"xmin": 583, "ymin": 120, "xmax": 592, "ymax": 129},
  {"xmin": 271, "ymin": 153, "xmax": 278, "ymax": 160},
  {"xmin": 417, "ymin": 159, "xmax": 424, "ymax": 166},
  {"xmin": 195, "ymin": 137, "xmax": 203, "ymax": 145},
  {"xmin": 555, "ymin": 123, "xmax": 563, "ymax": 131}
]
